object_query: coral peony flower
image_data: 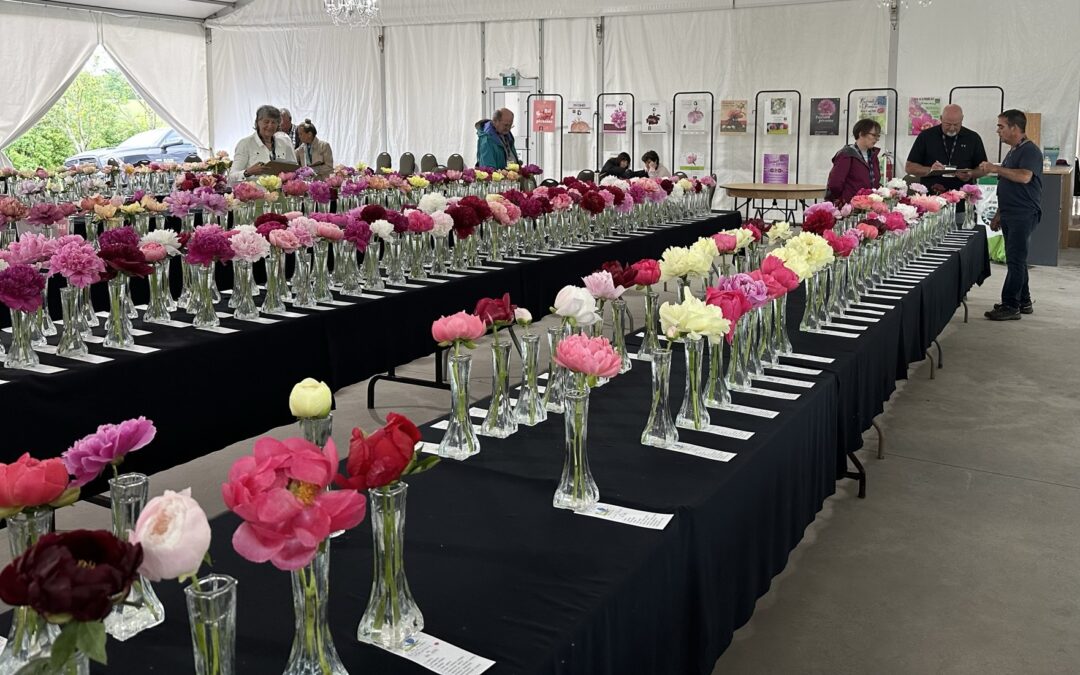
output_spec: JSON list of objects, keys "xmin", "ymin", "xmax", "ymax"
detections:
[
  {"xmin": 630, "ymin": 258, "xmax": 661, "ymax": 286},
  {"xmin": 0, "ymin": 453, "xmax": 71, "ymax": 516},
  {"xmin": 554, "ymin": 334, "xmax": 621, "ymax": 379},
  {"xmin": 431, "ymin": 311, "xmax": 486, "ymax": 348}
]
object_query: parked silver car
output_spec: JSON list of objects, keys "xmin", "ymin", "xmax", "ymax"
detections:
[{"xmin": 64, "ymin": 128, "xmax": 197, "ymax": 168}]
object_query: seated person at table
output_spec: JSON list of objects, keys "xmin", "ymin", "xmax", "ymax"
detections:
[
  {"xmin": 642, "ymin": 150, "xmax": 672, "ymax": 179},
  {"xmin": 295, "ymin": 119, "xmax": 334, "ymax": 179},
  {"xmin": 600, "ymin": 152, "xmax": 639, "ymax": 179},
  {"xmin": 230, "ymin": 104, "xmax": 297, "ymax": 182},
  {"xmin": 826, "ymin": 118, "xmax": 881, "ymax": 204}
]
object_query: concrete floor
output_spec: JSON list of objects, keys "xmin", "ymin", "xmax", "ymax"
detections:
[{"xmin": 6, "ymin": 248, "xmax": 1079, "ymax": 673}]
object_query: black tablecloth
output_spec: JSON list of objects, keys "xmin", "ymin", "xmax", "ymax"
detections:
[{"xmin": 0, "ymin": 214, "xmax": 739, "ymax": 475}]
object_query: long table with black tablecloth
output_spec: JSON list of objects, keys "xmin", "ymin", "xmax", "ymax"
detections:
[
  {"xmin": 84, "ymin": 227, "xmax": 990, "ymax": 675},
  {"xmin": 0, "ymin": 213, "xmax": 740, "ymax": 475}
]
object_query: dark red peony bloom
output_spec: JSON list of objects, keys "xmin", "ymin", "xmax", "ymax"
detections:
[
  {"xmin": 519, "ymin": 197, "xmax": 543, "ymax": 220},
  {"xmin": 360, "ymin": 204, "xmax": 387, "ymax": 224},
  {"xmin": 801, "ymin": 209, "xmax": 836, "ymax": 235},
  {"xmin": 600, "ymin": 261, "xmax": 638, "ymax": 289},
  {"xmin": 386, "ymin": 210, "xmax": 409, "ymax": 234},
  {"xmin": 460, "ymin": 195, "xmax": 492, "ymax": 223},
  {"xmin": 474, "ymin": 292, "xmax": 516, "ymax": 326},
  {"xmin": 98, "ymin": 244, "xmax": 152, "ymax": 280},
  {"xmin": 603, "ymin": 185, "xmax": 625, "ymax": 205},
  {"xmin": 254, "ymin": 212, "xmax": 288, "ymax": 229},
  {"xmin": 446, "ymin": 204, "xmax": 478, "ymax": 238},
  {"xmin": 337, "ymin": 413, "xmax": 421, "ymax": 491},
  {"xmin": 659, "ymin": 179, "xmax": 674, "ymax": 195},
  {"xmin": 502, "ymin": 189, "xmax": 526, "ymax": 206},
  {"xmin": 98, "ymin": 226, "xmax": 140, "ymax": 250},
  {"xmin": 580, "ymin": 191, "xmax": 606, "ymax": 215},
  {"xmin": 0, "ymin": 529, "xmax": 141, "ymax": 623}
]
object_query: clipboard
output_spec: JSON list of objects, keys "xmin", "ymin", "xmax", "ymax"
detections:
[
  {"xmin": 926, "ymin": 167, "xmax": 970, "ymax": 177},
  {"xmin": 262, "ymin": 160, "xmax": 300, "ymax": 174}
]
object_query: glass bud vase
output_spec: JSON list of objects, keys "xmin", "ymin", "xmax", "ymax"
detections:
[
  {"xmin": 56, "ymin": 286, "xmax": 88, "ymax": 358},
  {"xmin": 186, "ymin": 574, "xmax": 238, "ymax": 675},
  {"xmin": 827, "ymin": 259, "xmax": 848, "ymax": 317},
  {"xmin": 726, "ymin": 317, "xmax": 752, "ymax": 391},
  {"xmin": 430, "ymin": 236, "xmax": 449, "ymax": 276},
  {"xmin": 292, "ymin": 250, "xmax": 316, "ymax": 309},
  {"xmin": 774, "ymin": 296, "xmax": 792, "ymax": 356},
  {"xmin": 640, "ymin": 347, "xmax": 678, "ymax": 448},
  {"xmin": 514, "ymin": 332, "xmax": 547, "ymax": 426},
  {"xmin": 143, "ymin": 260, "xmax": 172, "ymax": 324},
  {"xmin": 81, "ymin": 285, "xmax": 99, "ymax": 331},
  {"xmin": 262, "ymin": 248, "xmax": 287, "ymax": 314},
  {"xmin": 285, "ymin": 542, "xmax": 347, "ymax": 675},
  {"xmin": 191, "ymin": 265, "xmax": 220, "ymax": 329},
  {"xmin": 0, "ymin": 510, "xmax": 60, "ymax": 675},
  {"xmin": 553, "ymin": 385, "xmax": 600, "ymax": 511},
  {"xmin": 408, "ymin": 233, "xmax": 428, "ymax": 280},
  {"xmin": 338, "ymin": 242, "xmax": 362, "ymax": 296},
  {"xmin": 231, "ymin": 260, "xmax": 260, "ymax": 321},
  {"xmin": 676, "ymin": 335, "xmax": 710, "ymax": 430},
  {"xmin": 298, "ymin": 413, "xmax": 333, "ymax": 448},
  {"xmin": 543, "ymin": 325, "xmax": 568, "ymax": 413},
  {"xmin": 638, "ymin": 286, "xmax": 661, "ymax": 361},
  {"xmin": 105, "ymin": 473, "xmax": 165, "ymax": 641},
  {"xmin": 312, "ymin": 240, "xmax": 334, "ymax": 303},
  {"xmin": 480, "ymin": 339, "xmax": 517, "ymax": 438},
  {"xmin": 704, "ymin": 336, "xmax": 731, "ymax": 408},
  {"xmin": 385, "ymin": 236, "xmax": 406, "ymax": 286},
  {"xmin": 357, "ymin": 482, "xmax": 424, "ymax": 650},
  {"xmin": 610, "ymin": 298, "xmax": 632, "ymax": 374},
  {"xmin": 37, "ymin": 282, "xmax": 57, "ymax": 338},
  {"xmin": 361, "ymin": 244, "xmax": 384, "ymax": 291},
  {"xmin": 759, "ymin": 301, "xmax": 778, "ymax": 367},
  {"xmin": 438, "ymin": 353, "xmax": 480, "ymax": 460},
  {"xmin": 103, "ymin": 277, "xmax": 134, "ymax": 349},
  {"xmin": 5, "ymin": 309, "xmax": 39, "ymax": 370},
  {"xmin": 746, "ymin": 307, "xmax": 764, "ymax": 377},
  {"xmin": 799, "ymin": 276, "xmax": 821, "ymax": 332}
]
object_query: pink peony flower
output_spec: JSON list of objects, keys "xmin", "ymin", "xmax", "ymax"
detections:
[
  {"xmin": 749, "ymin": 269, "xmax": 787, "ymax": 300},
  {"xmin": 712, "ymin": 232, "xmax": 738, "ymax": 253},
  {"xmin": 760, "ymin": 255, "xmax": 800, "ymax": 291},
  {"xmin": 186, "ymin": 224, "xmax": 235, "ymax": 266},
  {"xmin": 884, "ymin": 212, "xmax": 908, "ymax": 232},
  {"xmin": 405, "ymin": 210, "xmax": 434, "ymax": 233},
  {"xmin": 315, "ymin": 223, "xmax": 344, "ymax": 241},
  {"xmin": 222, "ymin": 436, "xmax": 366, "ymax": 571},
  {"xmin": 431, "ymin": 311, "xmax": 486, "ymax": 348},
  {"xmin": 581, "ymin": 270, "xmax": 626, "ymax": 301},
  {"xmin": 232, "ymin": 182, "xmax": 267, "ymax": 202},
  {"xmin": 48, "ymin": 240, "xmax": 104, "ymax": 287},
  {"xmin": 130, "ymin": 488, "xmax": 211, "ymax": 582},
  {"xmin": 62, "ymin": 417, "xmax": 157, "ymax": 487},
  {"xmin": 1, "ymin": 233, "xmax": 57, "ymax": 267},
  {"xmin": 282, "ymin": 179, "xmax": 308, "ymax": 197},
  {"xmin": 554, "ymin": 334, "xmax": 621, "ymax": 379},
  {"xmin": 704, "ymin": 287, "xmax": 752, "ymax": 341},
  {"xmin": 631, "ymin": 258, "xmax": 661, "ymax": 286},
  {"xmin": 140, "ymin": 242, "xmax": 168, "ymax": 263},
  {"xmin": 230, "ymin": 228, "xmax": 271, "ymax": 262},
  {"xmin": 0, "ymin": 263, "xmax": 46, "ymax": 313},
  {"xmin": 268, "ymin": 228, "xmax": 301, "ymax": 253},
  {"xmin": 287, "ymin": 223, "xmax": 314, "ymax": 248},
  {"xmin": 343, "ymin": 218, "xmax": 372, "ymax": 251}
]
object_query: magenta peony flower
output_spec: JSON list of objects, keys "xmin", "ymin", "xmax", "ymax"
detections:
[
  {"xmin": 186, "ymin": 225, "xmax": 234, "ymax": 266},
  {"xmin": 62, "ymin": 417, "xmax": 157, "ymax": 487},
  {"xmin": 716, "ymin": 273, "xmax": 770, "ymax": 309},
  {"xmin": 343, "ymin": 218, "xmax": 372, "ymax": 252},
  {"xmin": 0, "ymin": 264, "xmax": 46, "ymax": 313},
  {"xmin": 165, "ymin": 190, "xmax": 198, "ymax": 217},
  {"xmin": 27, "ymin": 203, "xmax": 68, "ymax": 226},
  {"xmin": 98, "ymin": 227, "xmax": 140, "ymax": 250},
  {"xmin": 49, "ymin": 240, "xmax": 105, "ymax": 288},
  {"xmin": 308, "ymin": 181, "xmax": 332, "ymax": 204}
]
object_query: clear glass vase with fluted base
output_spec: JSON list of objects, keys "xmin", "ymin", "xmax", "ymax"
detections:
[
  {"xmin": 554, "ymin": 385, "xmax": 599, "ymax": 510},
  {"xmin": 142, "ymin": 260, "xmax": 172, "ymax": 324},
  {"xmin": 2, "ymin": 307, "xmax": 37, "ymax": 369},
  {"xmin": 641, "ymin": 348, "xmax": 678, "ymax": 448},
  {"xmin": 725, "ymin": 318, "xmax": 752, "ymax": 392},
  {"xmin": 774, "ymin": 296, "xmax": 792, "ymax": 356},
  {"xmin": 81, "ymin": 286, "xmax": 99, "ymax": 332},
  {"xmin": 514, "ymin": 333, "xmax": 547, "ymax": 427},
  {"xmin": 37, "ymin": 281, "xmax": 57, "ymax": 338},
  {"xmin": 337, "ymin": 242, "xmax": 362, "ymax": 296},
  {"xmin": 56, "ymin": 287, "xmax": 88, "ymax": 359},
  {"xmin": 638, "ymin": 286, "xmax": 661, "ymax": 361},
  {"xmin": 480, "ymin": 339, "xmax": 517, "ymax": 438},
  {"xmin": 361, "ymin": 245, "xmax": 384, "ymax": 291},
  {"xmin": 676, "ymin": 336, "xmax": 709, "ymax": 430},
  {"xmin": 758, "ymin": 301, "xmax": 778, "ymax": 367},
  {"xmin": 407, "ymin": 233, "xmax": 428, "ymax": 280},
  {"xmin": 543, "ymin": 326, "xmax": 568, "ymax": 414},
  {"xmin": 704, "ymin": 337, "xmax": 731, "ymax": 408},
  {"xmin": 103, "ymin": 277, "xmax": 134, "ymax": 350},
  {"xmin": 385, "ymin": 237, "xmax": 406, "ymax": 286},
  {"xmin": 746, "ymin": 307, "xmax": 764, "ymax": 377},
  {"xmin": 0, "ymin": 510, "xmax": 60, "ymax": 675},
  {"xmin": 105, "ymin": 473, "xmax": 164, "ymax": 641},
  {"xmin": 827, "ymin": 259, "xmax": 849, "ymax": 317},
  {"xmin": 289, "ymin": 250, "xmax": 315, "ymax": 309},
  {"xmin": 357, "ymin": 482, "xmax": 424, "ymax": 650},
  {"xmin": 186, "ymin": 574, "xmax": 238, "ymax": 675},
  {"xmin": 430, "ymin": 237, "xmax": 449, "ymax": 276},
  {"xmin": 285, "ymin": 542, "xmax": 347, "ymax": 675},
  {"xmin": 230, "ymin": 260, "xmax": 260, "ymax": 321},
  {"xmin": 438, "ymin": 353, "xmax": 480, "ymax": 460},
  {"xmin": 261, "ymin": 249, "xmax": 287, "ymax": 314},
  {"xmin": 191, "ymin": 266, "xmax": 220, "ymax": 329},
  {"xmin": 798, "ymin": 276, "xmax": 822, "ymax": 332},
  {"xmin": 610, "ymin": 298, "xmax": 632, "ymax": 374},
  {"xmin": 312, "ymin": 240, "xmax": 334, "ymax": 303}
]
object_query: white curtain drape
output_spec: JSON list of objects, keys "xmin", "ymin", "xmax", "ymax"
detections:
[
  {"xmin": 541, "ymin": 18, "xmax": 600, "ymax": 178},
  {"xmin": 210, "ymin": 25, "xmax": 384, "ymax": 167},
  {"xmin": 100, "ymin": 13, "xmax": 211, "ymax": 152},
  {"xmin": 0, "ymin": 3, "xmax": 99, "ymax": 167},
  {"xmin": 384, "ymin": 23, "xmax": 482, "ymax": 167}
]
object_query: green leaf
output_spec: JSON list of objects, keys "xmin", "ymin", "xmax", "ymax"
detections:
[
  {"xmin": 203, "ymin": 551, "xmax": 214, "ymax": 567},
  {"xmin": 404, "ymin": 455, "xmax": 440, "ymax": 477},
  {"xmin": 75, "ymin": 621, "xmax": 108, "ymax": 665},
  {"xmin": 48, "ymin": 623, "xmax": 80, "ymax": 670},
  {"xmin": 49, "ymin": 487, "xmax": 82, "ymax": 509}
]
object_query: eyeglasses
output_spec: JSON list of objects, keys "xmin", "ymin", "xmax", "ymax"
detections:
[{"xmin": 867, "ymin": 133, "xmax": 881, "ymax": 139}]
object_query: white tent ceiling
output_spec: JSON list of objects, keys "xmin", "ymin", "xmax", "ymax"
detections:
[{"xmin": 6, "ymin": 0, "xmax": 236, "ymax": 21}]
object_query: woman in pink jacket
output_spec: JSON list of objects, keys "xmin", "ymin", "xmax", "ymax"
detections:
[{"xmin": 826, "ymin": 119, "xmax": 882, "ymax": 204}]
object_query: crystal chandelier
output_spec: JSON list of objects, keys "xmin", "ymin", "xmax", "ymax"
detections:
[
  {"xmin": 324, "ymin": 0, "xmax": 380, "ymax": 28},
  {"xmin": 877, "ymin": 0, "xmax": 933, "ymax": 8}
]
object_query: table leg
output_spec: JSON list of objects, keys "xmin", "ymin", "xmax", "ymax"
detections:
[{"xmin": 872, "ymin": 418, "xmax": 886, "ymax": 460}]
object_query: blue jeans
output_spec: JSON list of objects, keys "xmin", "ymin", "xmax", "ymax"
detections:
[{"xmin": 1000, "ymin": 211, "xmax": 1037, "ymax": 309}]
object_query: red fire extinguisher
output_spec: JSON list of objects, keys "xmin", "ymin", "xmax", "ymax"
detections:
[{"xmin": 881, "ymin": 151, "xmax": 895, "ymax": 182}]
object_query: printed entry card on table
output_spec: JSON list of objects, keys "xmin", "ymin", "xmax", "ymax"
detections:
[{"xmin": 375, "ymin": 632, "xmax": 494, "ymax": 675}]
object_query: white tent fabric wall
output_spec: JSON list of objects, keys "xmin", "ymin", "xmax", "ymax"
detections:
[
  {"xmin": 100, "ymin": 13, "xmax": 211, "ymax": 152},
  {"xmin": 540, "ymin": 18, "xmax": 600, "ymax": 178},
  {"xmin": 0, "ymin": 2, "xmax": 99, "ymax": 167},
  {"xmin": 384, "ymin": 23, "xmax": 483, "ymax": 168},
  {"xmin": 484, "ymin": 21, "xmax": 540, "ymax": 79},
  {"xmin": 209, "ymin": 26, "xmax": 384, "ymax": 166},
  {"xmin": 896, "ymin": 0, "xmax": 1080, "ymax": 169}
]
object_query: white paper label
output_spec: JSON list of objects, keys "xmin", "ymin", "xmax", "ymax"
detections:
[
  {"xmin": 474, "ymin": 265, "xmax": 502, "ymax": 271},
  {"xmin": 753, "ymin": 374, "xmax": 815, "ymax": 389},
  {"xmin": 459, "ymin": 269, "xmax": 484, "ymax": 275},
  {"xmin": 357, "ymin": 293, "xmax": 385, "ymax": 300},
  {"xmin": 869, "ymin": 289, "xmax": 907, "ymax": 296},
  {"xmin": 264, "ymin": 310, "xmax": 306, "ymax": 318},
  {"xmin": 376, "ymin": 632, "xmax": 495, "ymax": 675},
  {"xmin": 325, "ymin": 300, "xmax": 353, "ymax": 306},
  {"xmin": 862, "ymin": 295, "xmax": 900, "ymax": 303},
  {"xmin": 574, "ymin": 503, "xmax": 674, "ymax": 530},
  {"xmin": 676, "ymin": 419, "xmax": 755, "ymax": 439},
  {"xmin": 297, "ymin": 304, "xmax": 334, "ymax": 311},
  {"xmin": 62, "ymin": 352, "xmax": 113, "ymax": 364},
  {"xmin": 658, "ymin": 440, "xmax": 737, "ymax": 462},
  {"xmin": 196, "ymin": 325, "xmax": 240, "ymax": 334},
  {"xmin": 83, "ymin": 335, "xmax": 105, "ymax": 343},
  {"xmin": 813, "ymin": 329, "xmax": 861, "ymax": 338},
  {"xmin": 823, "ymin": 322, "xmax": 868, "ymax": 332},
  {"xmin": 854, "ymin": 302, "xmax": 894, "ymax": 310},
  {"xmin": 427, "ymin": 278, "xmax": 450, "ymax": 284},
  {"xmin": 785, "ymin": 352, "xmax": 835, "ymax": 363},
  {"xmin": 131, "ymin": 328, "xmax": 150, "ymax": 336},
  {"xmin": 153, "ymin": 319, "xmax": 192, "ymax": 328},
  {"xmin": 418, "ymin": 441, "xmax": 440, "ymax": 455},
  {"xmin": 108, "ymin": 343, "xmax": 159, "ymax": 353},
  {"xmin": 380, "ymin": 287, "xmax": 406, "ymax": 293},
  {"xmin": 740, "ymin": 386, "xmax": 801, "ymax": 400},
  {"xmin": 430, "ymin": 419, "xmax": 481, "ymax": 432},
  {"xmin": 832, "ymin": 314, "xmax": 879, "ymax": 323},
  {"xmin": 768, "ymin": 363, "xmax": 823, "ymax": 375},
  {"xmin": 21, "ymin": 363, "xmax": 66, "ymax": 374},
  {"xmin": 706, "ymin": 402, "xmax": 779, "ymax": 418},
  {"xmin": 234, "ymin": 316, "xmax": 279, "ymax": 324},
  {"xmin": 846, "ymin": 308, "xmax": 885, "ymax": 317}
]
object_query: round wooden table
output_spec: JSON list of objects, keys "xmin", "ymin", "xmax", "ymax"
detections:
[{"xmin": 719, "ymin": 182, "xmax": 827, "ymax": 221}]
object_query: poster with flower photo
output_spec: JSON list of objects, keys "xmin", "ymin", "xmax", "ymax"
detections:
[
  {"xmin": 531, "ymin": 99, "xmax": 556, "ymax": 133},
  {"xmin": 857, "ymin": 95, "xmax": 889, "ymax": 135},
  {"xmin": 642, "ymin": 101, "xmax": 666, "ymax": 134},
  {"xmin": 678, "ymin": 148, "xmax": 705, "ymax": 174},
  {"xmin": 810, "ymin": 98, "xmax": 840, "ymax": 136},
  {"xmin": 765, "ymin": 97, "xmax": 790, "ymax": 135},
  {"xmin": 908, "ymin": 97, "xmax": 942, "ymax": 136},
  {"xmin": 567, "ymin": 101, "xmax": 593, "ymax": 134},
  {"xmin": 679, "ymin": 99, "xmax": 708, "ymax": 133},
  {"xmin": 603, "ymin": 100, "xmax": 628, "ymax": 134},
  {"xmin": 719, "ymin": 99, "xmax": 748, "ymax": 134}
]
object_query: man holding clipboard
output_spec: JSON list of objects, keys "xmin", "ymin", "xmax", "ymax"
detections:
[{"xmin": 905, "ymin": 104, "xmax": 989, "ymax": 221}]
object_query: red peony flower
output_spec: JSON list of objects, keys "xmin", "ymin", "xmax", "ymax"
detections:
[
  {"xmin": 337, "ymin": 413, "xmax": 421, "ymax": 491},
  {"xmin": 446, "ymin": 204, "xmax": 479, "ymax": 238},
  {"xmin": 474, "ymin": 292, "xmax": 516, "ymax": 327},
  {"xmin": 600, "ymin": 261, "xmax": 638, "ymax": 289},
  {"xmin": 0, "ymin": 453, "xmax": 71, "ymax": 516},
  {"xmin": 630, "ymin": 258, "xmax": 661, "ymax": 286},
  {"xmin": 98, "ymin": 243, "xmax": 152, "ymax": 280},
  {"xmin": 801, "ymin": 209, "xmax": 836, "ymax": 235},
  {"xmin": 360, "ymin": 204, "xmax": 387, "ymax": 224},
  {"xmin": 580, "ymin": 191, "xmax": 606, "ymax": 215}
]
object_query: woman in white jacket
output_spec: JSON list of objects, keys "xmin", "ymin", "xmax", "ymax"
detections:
[{"xmin": 230, "ymin": 105, "xmax": 297, "ymax": 182}]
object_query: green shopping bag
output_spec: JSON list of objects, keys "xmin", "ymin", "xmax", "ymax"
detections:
[{"xmin": 988, "ymin": 234, "xmax": 1006, "ymax": 263}]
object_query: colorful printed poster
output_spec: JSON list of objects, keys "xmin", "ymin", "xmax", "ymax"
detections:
[
  {"xmin": 531, "ymin": 99, "xmax": 556, "ymax": 133},
  {"xmin": 810, "ymin": 98, "xmax": 840, "ymax": 136},
  {"xmin": 908, "ymin": 97, "xmax": 942, "ymax": 136},
  {"xmin": 857, "ymin": 95, "xmax": 889, "ymax": 135},
  {"xmin": 678, "ymin": 149, "xmax": 705, "ymax": 174},
  {"xmin": 679, "ymin": 99, "xmax": 707, "ymax": 133},
  {"xmin": 765, "ymin": 97, "xmax": 791, "ymax": 135},
  {"xmin": 719, "ymin": 99, "xmax": 748, "ymax": 134},
  {"xmin": 567, "ymin": 101, "xmax": 593, "ymax": 134},
  {"xmin": 603, "ymin": 100, "xmax": 628, "ymax": 134},
  {"xmin": 762, "ymin": 154, "xmax": 789, "ymax": 184},
  {"xmin": 642, "ymin": 101, "xmax": 666, "ymax": 134}
]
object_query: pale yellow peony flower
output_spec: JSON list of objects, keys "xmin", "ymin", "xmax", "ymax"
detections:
[
  {"xmin": 357, "ymin": 162, "xmax": 368, "ymax": 171},
  {"xmin": 506, "ymin": 162, "xmax": 521, "ymax": 172},
  {"xmin": 93, "ymin": 204, "xmax": 118, "ymax": 221},
  {"xmin": 265, "ymin": 191, "xmax": 280, "ymax": 203},
  {"xmin": 768, "ymin": 247, "xmax": 811, "ymax": 281},
  {"xmin": 659, "ymin": 288, "xmax": 731, "ymax": 341},
  {"xmin": 505, "ymin": 170, "xmax": 520, "ymax": 181},
  {"xmin": 380, "ymin": 167, "xmax": 394, "ymax": 174},
  {"xmin": 474, "ymin": 170, "xmax": 490, "ymax": 181},
  {"xmin": 677, "ymin": 178, "xmax": 693, "ymax": 192},
  {"xmin": 120, "ymin": 202, "xmax": 145, "ymax": 216},
  {"xmin": 692, "ymin": 236, "xmax": 719, "ymax": 260},
  {"xmin": 768, "ymin": 221, "xmax": 793, "ymax": 242},
  {"xmin": 256, "ymin": 175, "xmax": 282, "ymax": 192},
  {"xmin": 491, "ymin": 171, "xmax": 504, "ymax": 182},
  {"xmin": 407, "ymin": 175, "xmax": 430, "ymax": 189},
  {"xmin": 659, "ymin": 245, "xmax": 713, "ymax": 282},
  {"xmin": 733, "ymin": 228, "xmax": 754, "ymax": 250},
  {"xmin": 140, "ymin": 195, "xmax": 168, "ymax": 212}
]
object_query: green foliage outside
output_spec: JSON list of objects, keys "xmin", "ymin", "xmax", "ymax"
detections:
[{"xmin": 5, "ymin": 61, "xmax": 161, "ymax": 171}]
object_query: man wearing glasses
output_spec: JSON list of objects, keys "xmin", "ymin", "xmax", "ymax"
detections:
[
  {"xmin": 474, "ymin": 108, "xmax": 520, "ymax": 170},
  {"xmin": 905, "ymin": 104, "xmax": 989, "ymax": 222}
]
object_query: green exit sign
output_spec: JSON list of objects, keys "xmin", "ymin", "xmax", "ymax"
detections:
[{"xmin": 502, "ymin": 74, "xmax": 517, "ymax": 87}]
